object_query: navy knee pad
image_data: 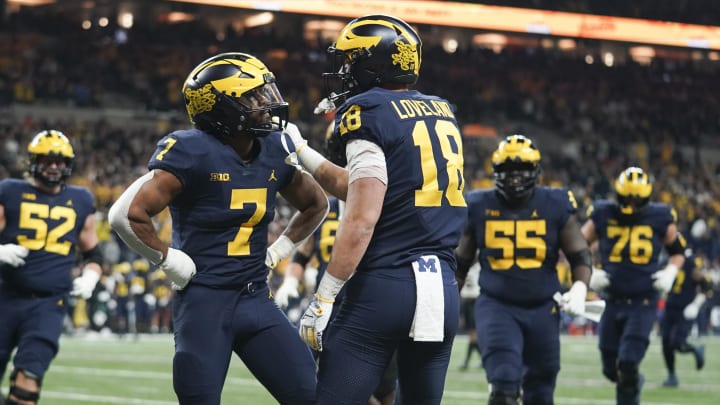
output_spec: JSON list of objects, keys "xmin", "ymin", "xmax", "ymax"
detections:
[{"xmin": 617, "ymin": 361, "xmax": 639, "ymax": 391}]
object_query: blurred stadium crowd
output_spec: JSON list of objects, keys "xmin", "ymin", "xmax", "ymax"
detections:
[{"xmin": 1, "ymin": 2, "xmax": 719, "ymax": 336}]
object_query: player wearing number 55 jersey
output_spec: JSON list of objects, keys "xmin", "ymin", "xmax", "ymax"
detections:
[
  {"xmin": 455, "ymin": 135, "xmax": 592, "ymax": 405},
  {"xmin": 109, "ymin": 53, "xmax": 328, "ymax": 405},
  {"xmin": 285, "ymin": 14, "xmax": 467, "ymax": 404},
  {"xmin": 581, "ymin": 167, "xmax": 685, "ymax": 405},
  {"xmin": 1, "ymin": 130, "xmax": 103, "ymax": 405}
]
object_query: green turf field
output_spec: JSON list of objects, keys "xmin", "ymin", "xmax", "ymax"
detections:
[{"xmin": 3, "ymin": 334, "xmax": 718, "ymax": 404}]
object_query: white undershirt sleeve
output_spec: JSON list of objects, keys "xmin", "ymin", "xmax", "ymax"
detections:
[
  {"xmin": 108, "ymin": 170, "xmax": 165, "ymax": 265},
  {"xmin": 346, "ymin": 139, "xmax": 387, "ymax": 185}
]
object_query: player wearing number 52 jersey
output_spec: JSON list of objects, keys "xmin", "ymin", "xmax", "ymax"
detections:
[
  {"xmin": 285, "ymin": 14, "xmax": 467, "ymax": 404},
  {"xmin": 455, "ymin": 135, "xmax": 591, "ymax": 405},
  {"xmin": 1, "ymin": 130, "xmax": 103, "ymax": 405},
  {"xmin": 109, "ymin": 53, "xmax": 328, "ymax": 405},
  {"xmin": 581, "ymin": 167, "xmax": 685, "ymax": 405}
]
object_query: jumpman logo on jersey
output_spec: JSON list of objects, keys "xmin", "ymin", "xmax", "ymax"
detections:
[
  {"xmin": 66, "ymin": 199, "xmax": 74, "ymax": 206},
  {"xmin": 531, "ymin": 210, "xmax": 539, "ymax": 218},
  {"xmin": 268, "ymin": 170, "xmax": 277, "ymax": 181}
]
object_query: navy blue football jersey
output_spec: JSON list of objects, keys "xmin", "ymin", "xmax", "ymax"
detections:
[
  {"xmin": 0, "ymin": 179, "xmax": 95, "ymax": 294},
  {"xmin": 147, "ymin": 128, "xmax": 297, "ymax": 288},
  {"xmin": 467, "ymin": 187, "xmax": 577, "ymax": 305},
  {"xmin": 333, "ymin": 87, "xmax": 467, "ymax": 268},
  {"xmin": 665, "ymin": 254, "xmax": 705, "ymax": 310},
  {"xmin": 588, "ymin": 200, "xmax": 675, "ymax": 298}
]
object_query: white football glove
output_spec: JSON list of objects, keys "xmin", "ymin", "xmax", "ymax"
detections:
[
  {"xmin": 561, "ymin": 281, "xmax": 588, "ymax": 317},
  {"xmin": 589, "ymin": 268, "xmax": 611, "ymax": 292},
  {"xmin": 313, "ymin": 95, "xmax": 338, "ymax": 115},
  {"xmin": 282, "ymin": 122, "xmax": 326, "ymax": 175},
  {"xmin": 159, "ymin": 248, "xmax": 196, "ymax": 290},
  {"xmin": 0, "ymin": 243, "xmax": 29, "ymax": 267},
  {"xmin": 71, "ymin": 268, "xmax": 101, "ymax": 299},
  {"xmin": 266, "ymin": 235, "xmax": 295, "ymax": 269},
  {"xmin": 274, "ymin": 275, "xmax": 300, "ymax": 309},
  {"xmin": 652, "ymin": 264, "xmax": 679, "ymax": 293},
  {"xmin": 299, "ymin": 294, "xmax": 334, "ymax": 351},
  {"xmin": 683, "ymin": 294, "xmax": 707, "ymax": 320}
]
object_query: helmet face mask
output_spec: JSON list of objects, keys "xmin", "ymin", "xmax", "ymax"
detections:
[
  {"xmin": 183, "ymin": 52, "xmax": 288, "ymax": 139},
  {"xmin": 27, "ymin": 130, "xmax": 75, "ymax": 187},
  {"xmin": 324, "ymin": 14, "xmax": 421, "ymax": 104},
  {"xmin": 491, "ymin": 135, "xmax": 541, "ymax": 205},
  {"xmin": 614, "ymin": 167, "xmax": 652, "ymax": 215}
]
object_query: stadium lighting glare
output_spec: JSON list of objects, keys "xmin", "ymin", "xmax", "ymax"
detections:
[
  {"xmin": 7, "ymin": 0, "xmax": 55, "ymax": 5},
  {"xmin": 443, "ymin": 38, "xmax": 459, "ymax": 54},
  {"xmin": 82, "ymin": 20, "xmax": 92, "ymax": 30},
  {"xmin": 98, "ymin": 17, "xmax": 109, "ymax": 27},
  {"xmin": 603, "ymin": 52, "xmax": 615, "ymax": 67},
  {"xmin": 244, "ymin": 12, "xmax": 274, "ymax": 28},
  {"xmin": 629, "ymin": 46, "xmax": 655, "ymax": 65},
  {"xmin": 118, "ymin": 12, "xmax": 134, "ymax": 29},
  {"xmin": 709, "ymin": 51, "xmax": 720, "ymax": 61},
  {"xmin": 557, "ymin": 39, "xmax": 577, "ymax": 51},
  {"xmin": 584, "ymin": 54, "xmax": 594, "ymax": 64}
]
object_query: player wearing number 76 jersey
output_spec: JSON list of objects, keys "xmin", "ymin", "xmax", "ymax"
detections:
[
  {"xmin": 581, "ymin": 166, "xmax": 685, "ymax": 405},
  {"xmin": 455, "ymin": 135, "xmax": 592, "ymax": 405},
  {"xmin": 109, "ymin": 52, "xmax": 328, "ymax": 405}
]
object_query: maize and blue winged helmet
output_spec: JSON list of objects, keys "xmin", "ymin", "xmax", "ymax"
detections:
[
  {"xmin": 614, "ymin": 167, "xmax": 652, "ymax": 215},
  {"xmin": 492, "ymin": 134, "xmax": 541, "ymax": 204},
  {"xmin": 183, "ymin": 52, "xmax": 288, "ymax": 139},
  {"xmin": 27, "ymin": 129, "xmax": 75, "ymax": 187},
  {"xmin": 324, "ymin": 14, "xmax": 421, "ymax": 104}
]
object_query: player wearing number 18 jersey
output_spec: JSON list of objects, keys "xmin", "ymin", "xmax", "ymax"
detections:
[
  {"xmin": 455, "ymin": 135, "xmax": 592, "ymax": 405},
  {"xmin": 285, "ymin": 15, "xmax": 467, "ymax": 404}
]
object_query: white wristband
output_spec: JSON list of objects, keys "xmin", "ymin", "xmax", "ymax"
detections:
[
  {"xmin": 316, "ymin": 272, "xmax": 346, "ymax": 302},
  {"xmin": 297, "ymin": 145, "xmax": 327, "ymax": 175},
  {"xmin": 269, "ymin": 235, "xmax": 295, "ymax": 262}
]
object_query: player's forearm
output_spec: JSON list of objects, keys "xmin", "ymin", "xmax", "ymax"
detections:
[
  {"xmin": 313, "ymin": 162, "xmax": 348, "ymax": 200},
  {"xmin": 283, "ymin": 197, "xmax": 328, "ymax": 245},
  {"xmin": 667, "ymin": 253, "xmax": 685, "ymax": 269},
  {"xmin": 325, "ymin": 219, "xmax": 374, "ymax": 281}
]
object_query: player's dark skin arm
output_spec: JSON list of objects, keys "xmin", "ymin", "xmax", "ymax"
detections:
[
  {"xmin": 279, "ymin": 170, "xmax": 329, "ymax": 244},
  {"xmin": 455, "ymin": 223, "xmax": 478, "ymax": 291},
  {"xmin": 559, "ymin": 215, "xmax": 592, "ymax": 285},
  {"xmin": 126, "ymin": 169, "xmax": 182, "ymax": 260}
]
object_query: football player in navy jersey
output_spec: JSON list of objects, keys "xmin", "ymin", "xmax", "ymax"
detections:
[
  {"xmin": 0, "ymin": 130, "xmax": 103, "ymax": 405},
  {"xmin": 108, "ymin": 52, "xmax": 328, "ymax": 405},
  {"xmin": 660, "ymin": 250, "xmax": 711, "ymax": 387},
  {"xmin": 455, "ymin": 135, "xmax": 592, "ymax": 405},
  {"xmin": 581, "ymin": 166, "xmax": 686, "ymax": 405},
  {"xmin": 284, "ymin": 14, "xmax": 467, "ymax": 404}
]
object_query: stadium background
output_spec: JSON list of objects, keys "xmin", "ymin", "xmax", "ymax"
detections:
[{"xmin": 1, "ymin": 1, "xmax": 719, "ymax": 403}]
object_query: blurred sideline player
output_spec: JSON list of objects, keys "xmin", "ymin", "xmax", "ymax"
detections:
[
  {"xmin": 660, "ymin": 249, "xmax": 711, "ymax": 387},
  {"xmin": 0, "ymin": 130, "xmax": 103, "ymax": 405},
  {"xmin": 275, "ymin": 125, "xmax": 397, "ymax": 405},
  {"xmin": 109, "ymin": 52, "xmax": 328, "ymax": 405},
  {"xmin": 581, "ymin": 166, "xmax": 686, "ymax": 405},
  {"xmin": 455, "ymin": 134, "xmax": 592, "ymax": 405}
]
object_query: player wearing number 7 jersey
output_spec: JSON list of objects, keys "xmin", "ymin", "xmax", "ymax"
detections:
[
  {"xmin": 109, "ymin": 52, "xmax": 328, "ymax": 405},
  {"xmin": 581, "ymin": 166, "xmax": 685, "ymax": 405},
  {"xmin": 285, "ymin": 14, "xmax": 467, "ymax": 404}
]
